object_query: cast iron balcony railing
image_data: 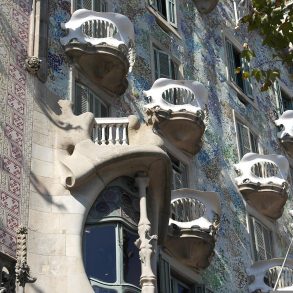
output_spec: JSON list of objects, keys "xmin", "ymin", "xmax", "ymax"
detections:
[
  {"xmin": 144, "ymin": 78, "xmax": 208, "ymax": 155},
  {"xmin": 234, "ymin": 153, "xmax": 289, "ymax": 219},
  {"xmin": 275, "ymin": 110, "xmax": 293, "ymax": 158},
  {"xmin": 61, "ymin": 9, "xmax": 135, "ymax": 95},
  {"xmin": 164, "ymin": 189, "xmax": 220, "ymax": 270},
  {"xmin": 93, "ymin": 117, "xmax": 129, "ymax": 145},
  {"xmin": 247, "ymin": 258, "xmax": 293, "ymax": 292}
]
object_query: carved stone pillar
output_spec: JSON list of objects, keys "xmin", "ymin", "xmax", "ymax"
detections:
[{"xmin": 135, "ymin": 175, "xmax": 158, "ymax": 293}]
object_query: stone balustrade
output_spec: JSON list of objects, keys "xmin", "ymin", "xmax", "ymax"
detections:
[
  {"xmin": 247, "ymin": 258, "xmax": 293, "ymax": 292},
  {"xmin": 60, "ymin": 9, "xmax": 135, "ymax": 94},
  {"xmin": 165, "ymin": 189, "xmax": 220, "ymax": 270},
  {"xmin": 234, "ymin": 153, "xmax": 289, "ymax": 219},
  {"xmin": 144, "ymin": 78, "xmax": 208, "ymax": 155},
  {"xmin": 275, "ymin": 110, "xmax": 293, "ymax": 158},
  {"xmin": 93, "ymin": 117, "xmax": 129, "ymax": 146}
]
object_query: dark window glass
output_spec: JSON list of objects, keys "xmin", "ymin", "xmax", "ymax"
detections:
[
  {"xmin": 84, "ymin": 225, "xmax": 117, "ymax": 283},
  {"xmin": 232, "ymin": 46, "xmax": 244, "ymax": 91},
  {"xmin": 282, "ymin": 89, "xmax": 293, "ymax": 111},
  {"xmin": 157, "ymin": 0, "xmax": 167, "ymax": 18},
  {"xmin": 123, "ymin": 228, "xmax": 141, "ymax": 287}
]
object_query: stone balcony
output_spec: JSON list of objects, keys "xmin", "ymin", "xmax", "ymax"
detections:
[
  {"xmin": 247, "ymin": 258, "xmax": 293, "ymax": 292},
  {"xmin": 234, "ymin": 153, "xmax": 289, "ymax": 219},
  {"xmin": 275, "ymin": 110, "xmax": 293, "ymax": 158},
  {"xmin": 61, "ymin": 9, "xmax": 135, "ymax": 95},
  {"xmin": 144, "ymin": 78, "xmax": 208, "ymax": 155},
  {"xmin": 164, "ymin": 188, "xmax": 220, "ymax": 270},
  {"xmin": 92, "ymin": 117, "xmax": 129, "ymax": 146},
  {"xmin": 193, "ymin": 0, "xmax": 219, "ymax": 13}
]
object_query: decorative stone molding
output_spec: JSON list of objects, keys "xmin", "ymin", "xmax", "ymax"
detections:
[
  {"xmin": 275, "ymin": 110, "xmax": 293, "ymax": 158},
  {"xmin": 60, "ymin": 9, "xmax": 135, "ymax": 95},
  {"xmin": 24, "ymin": 56, "xmax": 41, "ymax": 74},
  {"xmin": 247, "ymin": 258, "xmax": 293, "ymax": 292},
  {"xmin": 193, "ymin": 0, "xmax": 219, "ymax": 14},
  {"xmin": 135, "ymin": 175, "xmax": 157, "ymax": 293},
  {"xmin": 144, "ymin": 78, "xmax": 208, "ymax": 155},
  {"xmin": 15, "ymin": 226, "xmax": 36, "ymax": 287},
  {"xmin": 234, "ymin": 153, "xmax": 289, "ymax": 219},
  {"xmin": 165, "ymin": 189, "xmax": 220, "ymax": 270}
]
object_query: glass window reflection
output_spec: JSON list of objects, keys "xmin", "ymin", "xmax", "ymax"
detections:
[{"xmin": 84, "ymin": 225, "xmax": 117, "ymax": 283}]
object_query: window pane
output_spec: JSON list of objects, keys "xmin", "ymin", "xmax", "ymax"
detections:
[
  {"xmin": 159, "ymin": 51, "xmax": 171, "ymax": 78},
  {"xmin": 84, "ymin": 225, "xmax": 117, "ymax": 283},
  {"xmin": 75, "ymin": 83, "xmax": 88, "ymax": 115},
  {"xmin": 123, "ymin": 228, "xmax": 141, "ymax": 288},
  {"xmin": 281, "ymin": 89, "xmax": 293, "ymax": 111}
]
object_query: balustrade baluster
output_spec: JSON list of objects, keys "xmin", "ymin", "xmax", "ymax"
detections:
[
  {"xmin": 122, "ymin": 124, "xmax": 127, "ymax": 145},
  {"xmin": 101, "ymin": 125, "xmax": 106, "ymax": 144}
]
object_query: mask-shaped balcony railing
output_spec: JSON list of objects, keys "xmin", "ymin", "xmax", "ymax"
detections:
[
  {"xmin": 144, "ymin": 78, "xmax": 208, "ymax": 155},
  {"xmin": 61, "ymin": 9, "xmax": 135, "ymax": 95},
  {"xmin": 247, "ymin": 258, "xmax": 293, "ymax": 292},
  {"xmin": 193, "ymin": 0, "xmax": 219, "ymax": 14},
  {"xmin": 275, "ymin": 110, "xmax": 293, "ymax": 158},
  {"xmin": 234, "ymin": 153, "xmax": 289, "ymax": 219},
  {"xmin": 92, "ymin": 117, "xmax": 129, "ymax": 146},
  {"xmin": 165, "ymin": 189, "xmax": 220, "ymax": 270}
]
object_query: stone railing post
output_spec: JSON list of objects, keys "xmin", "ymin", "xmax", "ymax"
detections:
[{"xmin": 135, "ymin": 175, "xmax": 157, "ymax": 293}]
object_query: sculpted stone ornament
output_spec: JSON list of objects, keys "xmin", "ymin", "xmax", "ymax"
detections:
[
  {"xmin": 24, "ymin": 56, "xmax": 41, "ymax": 74},
  {"xmin": 135, "ymin": 175, "xmax": 158, "ymax": 293},
  {"xmin": 15, "ymin": 226, "xmax": 36, "ymax": 287}
]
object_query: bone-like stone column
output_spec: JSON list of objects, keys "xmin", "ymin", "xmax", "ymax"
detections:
[{"xmin": 135, "ymin": 175, "xmax": 158, "ymax": 293}]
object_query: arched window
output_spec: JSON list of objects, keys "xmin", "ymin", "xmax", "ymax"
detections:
[{"xmin": 83, "ymin": 177, "xmax": 141, "ymax": 292}]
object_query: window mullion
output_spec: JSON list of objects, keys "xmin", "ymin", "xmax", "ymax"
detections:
[{"xmin": 116, "ymin": 223, "xmax": 123, "ymax": 286}]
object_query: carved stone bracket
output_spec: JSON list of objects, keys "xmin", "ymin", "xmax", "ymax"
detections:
[
  {"xmin": 24, "ymin": 56, "xmax": 41, "ymax": 75},
  {"xmin": 15, "ymin": 226, "xmax": 36, "ymax": 287}
]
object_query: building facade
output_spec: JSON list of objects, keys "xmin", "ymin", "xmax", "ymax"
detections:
[{"xmin": 0, "ymin": 0, "xmax": 293, "ymax": 292}]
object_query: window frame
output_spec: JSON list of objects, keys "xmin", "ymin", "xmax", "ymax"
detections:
[
  {"xmin": 72, "ymin": 0, "xmax": 109, "ymax": 12},
  {"xmin": 158, "ymin": 253, "xmax": 204, "ymax": 293},
  {"xmin": 234, "ymin": 112, "xmax": 260, "ymax": 160},
  {"xmin": 71, "ymin": 69, "xmax": 116, "ymax": 117},
  {"xmin": 74, "ymin": 81, "xmax": 109, "ymax": 117},
  {"xmin": 84, "ymin": 221, "xmax": 141, "ymax": 292},
  {"xmin": 223, "ymin": 32, "xmax": 257, "ymax": 106},
  {"xmin": 273, "ymin": 79, "xmax": 293, "ymax": 116},
  {"xmin": 151, "ymin": 41, "xmax": 182, "ymax": 82},
  {"xmin": 245, "ymin": 205, "xmax": 277, "ymax": 263},
  {"xmin": 146, "ymin": 0, "xmax": 181, "ymax": 38},
  {"xmin": 148, "ymin": 0, "xmax": 177, "ymax": 27}
]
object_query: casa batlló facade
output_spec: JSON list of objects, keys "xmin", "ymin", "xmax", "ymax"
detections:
[{"xmin": 0, "ymin": 0, "xmax": 293, "ymax": 292}]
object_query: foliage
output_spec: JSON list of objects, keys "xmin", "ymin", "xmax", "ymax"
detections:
[{"xmin": 239, "ymin": 0, "xmax": 293, "ymax": 91}]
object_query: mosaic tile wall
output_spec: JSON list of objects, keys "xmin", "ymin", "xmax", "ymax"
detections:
[
  {"xmin": 43, "ymin": 0, "xmax": 293, "ymax": 292},
  {"xmin": 0, "ymin": 0, "xmax": 33, "ymax": 258},
  {"xmin": 1, "ymin": 0, "xmax": 293, "ymax": 291}
]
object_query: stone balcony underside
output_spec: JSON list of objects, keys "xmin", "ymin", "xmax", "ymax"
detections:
[
  {"xmin": 144, "ymin": 78, "xmax": 208, "ymax": 155},
  {"xmin": 275, "ymin": 110, "xmax": 293, "ymax": 158},
  {"xmin": 247, "ymin": 258, "xmax": 293, "ymax": 292},
  {"xmin": 193, "ymin": 0, "xmax": 219, "ymax": 13},
  {"xmin": 61, "ymin": 9, "xmax": 135, "ymax": 95},
  {"xmin": 164, "ymin": 189, "xmax": 220, "ymax": 270},
  {"xmin": 235, "ymin": 153, "xmax": 289, "ymax": 219}
]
